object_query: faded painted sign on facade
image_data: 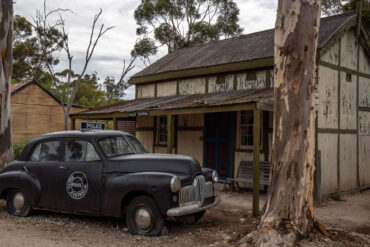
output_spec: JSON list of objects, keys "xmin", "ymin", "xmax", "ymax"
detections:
[
  {"xmin": 208, "ymin": 75, "xmax": 234, "ymax": 93},
  {"xmin": 179, "ymin": 78, "xmax": 206, "ymax": 95},
  {"xmin": 236, "ymin": 71, "xmax": 266, "ymax": 90}
]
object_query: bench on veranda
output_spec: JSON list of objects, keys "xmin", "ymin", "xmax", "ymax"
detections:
[{"xmin": 223, "ymin": 161, "xmax": 271, "ymax": 191}]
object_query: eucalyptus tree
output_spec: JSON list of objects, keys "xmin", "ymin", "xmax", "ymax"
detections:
[
  {"xmin": 132, "ymin": 0, "xmax": 243, "ymax": 62},
  {"xmin": 0, "ymin": 0, "xmax": 13, "ymax": 167},
  {"xmin": 242, "ymin": 0, "xmax": 322, "ymax": 245}
]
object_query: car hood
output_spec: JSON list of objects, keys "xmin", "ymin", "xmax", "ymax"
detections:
[{"xmin": 103, "ymin": 153, "xmax": 202, "ymax": 184}]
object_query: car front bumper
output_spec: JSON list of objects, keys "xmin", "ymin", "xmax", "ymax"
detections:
[{"xmin": 166, "ymin": 196, "xmax": 221, "ymax": 217}]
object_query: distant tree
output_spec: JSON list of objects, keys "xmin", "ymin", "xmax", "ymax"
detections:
[
  {"xmin": 53, "ymin": 71, "xmax": 105, "ymax": 108},
  {"xmin": 34, "ymin": 0, "xmax": 113, "ymax": 130},
  {"xmin": 322, "ymin": 0, "xmax": 369, "ymax": 28},
  {"xmin": 0, "ymin": 0, "xmax": 14, "ymax": 167},
  {"xmin": 12, "ymin": 14, "xmax": 62, "ymax": 84},
  {"xmin": 321, "ymin": 0, "xmax": 343, "ymax": 15},
  {"xmin": 132, "ymin": 0, "xmax": 243, "ymax": 62},
  {"xmin": 343, "ymin": 0, "xmax": 369, "ymax": 28},
  {"xmin": 103, "ymin": 57, "xmax": 135, "ymax": 103}
]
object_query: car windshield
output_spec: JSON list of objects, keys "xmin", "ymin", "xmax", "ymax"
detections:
[
  {"xmin": 99, "ymin": 136, "xmax": 134, "ymax": 157},
  {"xmin": 125, "ymin": 135, "xmax": 147, "ymax": 154}
]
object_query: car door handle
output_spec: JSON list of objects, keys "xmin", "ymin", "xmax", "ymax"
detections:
[{"xmin": 59, "ymin": 166, "xmax": 67, "ymax": 170}]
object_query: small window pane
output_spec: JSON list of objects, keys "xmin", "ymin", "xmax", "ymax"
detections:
[
  {"xmin": 31, "ymin": 141, "xmax": 62, "ymax": 161},
  {"xmin": 66, "ymin": 140, "xmax": 87, "ymax": 161},
  {"xmin": 86, "ymin": 143, "xmax": 100, "ymax": 161},
  {"xmin": 30, "ymin": 145, "xmax": 41, "ymax": 161},
  {"xmin": 240, "ymin": 110, "xmax": 254, "ymax": 147},
  {"xmin": 158, "ymin": 116, "xmax": 168, "ymax": 143}
]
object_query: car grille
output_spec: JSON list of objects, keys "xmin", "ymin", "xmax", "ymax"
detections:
[{"xmin": 179, "ymin": 175, "xmax": 214, "ymax": 206}]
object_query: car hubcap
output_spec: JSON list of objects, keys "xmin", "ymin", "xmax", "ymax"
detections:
[
  {"xmin": 135, "ymin": 207, "xmax": 152, "ymax": 230},
  {"xmin": 13, "ymin": 192, "xmax": 25, "ymax": 211}
]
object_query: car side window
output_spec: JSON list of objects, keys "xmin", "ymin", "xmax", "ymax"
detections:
[
  {"xmin": 65, "ymin": 140, "xmax": 100, "ymax": 162},
  {"xmin": 30, "ymin": 141, "xmax": 63, "ymax": 161}
]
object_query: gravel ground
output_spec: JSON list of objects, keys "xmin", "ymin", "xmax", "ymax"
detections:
[{"xmin": 0, "ymin": 187, "xmax": 369, "ymax": 247}]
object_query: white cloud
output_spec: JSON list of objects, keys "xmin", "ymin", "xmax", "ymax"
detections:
[{"xmin": 15, "ymin": 0, "xmax": 278, "ymax": 100}]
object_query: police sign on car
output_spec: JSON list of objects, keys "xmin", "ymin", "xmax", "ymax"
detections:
[{"xmin": 80, "ymin": 121, "xmax": 106, "ymax": 130}]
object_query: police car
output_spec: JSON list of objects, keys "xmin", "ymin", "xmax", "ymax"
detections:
[{"xmin": 0, "ymin": 129, "xmax": 220, "ymax": 236}]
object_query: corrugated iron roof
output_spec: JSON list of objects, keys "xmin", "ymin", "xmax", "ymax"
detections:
[
  {"xmin": 73, "ymin": 88, "xmax": 273, "ymax": 115},
  {"xmin": 131, "ymin": 12, "xmax": 356, "ymax": 80}
]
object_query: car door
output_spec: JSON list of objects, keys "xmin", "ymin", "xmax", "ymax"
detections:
[
  {"xmin": 53, "ymin": 138, "xmax": 103, "ymax": 213},
  {"xmin": 25, "ymin": 139, "xmax": 65, "ymax": 209}
]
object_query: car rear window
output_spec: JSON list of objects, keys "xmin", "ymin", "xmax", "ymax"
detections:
[{"xmin": 30, "ymin": 141, "xmax": 63, "ymax": 161}]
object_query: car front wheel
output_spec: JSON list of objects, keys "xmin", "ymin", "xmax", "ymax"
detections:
[
  {"xmin": 126, "ymin": 196, "xmax": 164, "ymax": 236},
  {"xmin": 6, "ymin": 189, "xmax": 32, "ymax": 217}
]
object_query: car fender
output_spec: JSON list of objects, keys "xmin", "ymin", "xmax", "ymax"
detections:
[
  {"xmin": 102, "ymin": 172, "xmax": 175, "ymax": 217},
  {"xmin": 0, "ymin": 170, "xmax": 41, "ymax": 205}
]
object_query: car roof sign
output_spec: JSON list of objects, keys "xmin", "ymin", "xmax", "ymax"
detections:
[{"xmin": 80, "ymin": 121, "xmax": 106, "ymax": 130}]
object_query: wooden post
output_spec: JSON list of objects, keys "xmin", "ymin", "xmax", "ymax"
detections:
[
  {"xmin": 167, "ymin": 115, "xmax": 174, "ymax": 154},
  {"xmin": 113, "ymin": 117, "xmax": 118, "ymax": 130},
  {"xmin": 252, "ymin": 109, "xmax": 261, "ymax": 216},
  {"xmin": 71, "ymin": 118, "xmax": 76, "ymax": 130}
]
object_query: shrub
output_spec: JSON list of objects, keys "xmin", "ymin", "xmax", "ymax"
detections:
[{"xmin": 13, "ymin": 140, "xmax": 28, "ymax": 160}]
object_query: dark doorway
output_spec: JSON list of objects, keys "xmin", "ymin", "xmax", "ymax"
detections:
[{"xmin": 204, "ymin": 112, "xmax": 231, "ymax": 178}]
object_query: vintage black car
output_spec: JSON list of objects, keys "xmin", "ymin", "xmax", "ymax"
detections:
[{"xmin": 0, "ymin": 130, "xmax": 220, "ymax": 236}]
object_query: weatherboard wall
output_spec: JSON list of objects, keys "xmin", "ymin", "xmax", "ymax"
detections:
[
  {"xmin": 317, "ymin": 28, "xmax": 370, "ymax": 197},
  {"xmin": 11, "ymin": 84, "xmax": 83, "ymax": 144}
]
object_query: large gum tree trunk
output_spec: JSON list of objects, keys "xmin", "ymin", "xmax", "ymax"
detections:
[
  {"xmin": 0, "ymin": 0, "xmax": 13, "ymax": 168},
  {"xmin": 244, "ymin": 0, "xmax": 321, "ymax": 246}
]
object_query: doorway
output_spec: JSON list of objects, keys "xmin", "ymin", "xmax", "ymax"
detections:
[{"xmin": 204, "ymin": 112, "xmax": 231, "ymax": 178}]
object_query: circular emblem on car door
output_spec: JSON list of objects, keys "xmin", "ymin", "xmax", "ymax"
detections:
[{"xmin": 66, "ymin": 172, "xmax": 88, "ymax": 199}]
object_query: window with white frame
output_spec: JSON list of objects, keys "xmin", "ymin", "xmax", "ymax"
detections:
[
  {"xmin": 158, "ymin": 116, "xmax": 168, "ymax": 144},
  {"xmin": 240, "ymin": 110, "xmax": 254, "ymax": 147}
]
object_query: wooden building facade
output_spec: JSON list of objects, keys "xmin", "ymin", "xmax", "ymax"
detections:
[
  {"xmin": 11, "ymin": 81, "xmax": 83, "ymax": 144},
  {"xmin": 71, "ymin": 12, "xmax": 370, "ymax": 200}
]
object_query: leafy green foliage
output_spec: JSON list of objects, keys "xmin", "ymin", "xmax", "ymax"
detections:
[
  {"xmin": 13, "ymin": 140, "xmax": 28, "ymax": 160},
  {"xmin": 12, "ymin": 15, "xmax": 63, "ymax": 84},
  {"xmin": 321, "ymin": 0, "xmax": 344, "ymax": 16},
  {"xmin": 12, "ymin": 13, "xmax": 127, "ymax": 109},
  {"xmin": 133, "ymin": 0, "xmax": 243, "ymax": 59},
  {"xmin": 322, "ymin": 0, "xmax": 369, "ymax": 29},
  {"xmin": 103, "ymin": 76, "xmax": 130, "ymax": 104},
  {"xmin": 343, "ymin": 0, "xmax": 370, "ymax": 29}
]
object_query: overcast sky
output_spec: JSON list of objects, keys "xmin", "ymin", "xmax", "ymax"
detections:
[{"xmin": 15, "ymin": 0, "xmax": 278, "ymax": 99}]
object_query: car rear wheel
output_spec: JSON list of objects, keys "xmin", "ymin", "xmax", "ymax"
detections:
[
  {"xmin": 126, "ymin": 196, "xmax": 164, "ymax": 236},
  {"xmin": 6, "ymin": 189, "xmax": 32, "ymax": 217}
]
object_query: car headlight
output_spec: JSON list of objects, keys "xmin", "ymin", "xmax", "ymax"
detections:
[
  {"xmin": 170, "ymin": 176, "xmax": 181, "ymax": 192},
  {"xmin": 212, "ymin": 170, "xmax": 219, "ymax": 183}
]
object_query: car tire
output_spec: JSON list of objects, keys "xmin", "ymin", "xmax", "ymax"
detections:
[
  {"xmin": 6, "ymin": 189, "xmax": 32, "ymax": 217},
  {"xmin": 126, "ymin": 196, "xmax": 164, "ymax": 236},
  {"xmin": 193, "ymin": 210, "xmax": 206, "ymax": 222}
]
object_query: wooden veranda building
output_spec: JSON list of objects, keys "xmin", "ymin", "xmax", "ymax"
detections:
[{"xmin": 71, "ymin": 12, "xmax": 370, "ymax": 201}]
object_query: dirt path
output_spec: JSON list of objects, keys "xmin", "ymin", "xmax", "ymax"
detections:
[{"xmin": 0, "ymin": 189, "xmax": 369, "ymax": 247}]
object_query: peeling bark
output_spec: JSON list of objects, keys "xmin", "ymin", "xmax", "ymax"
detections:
[
  {"xmin": 242, "ymin": 0, "xmax": 321, "ymax": 246},
  {"xmin": 0, "ymin": 0, "xmax": 13, "ymax": 168}
]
